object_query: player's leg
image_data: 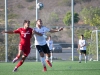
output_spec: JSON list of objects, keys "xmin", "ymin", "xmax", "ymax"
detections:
[
  {"xmin": 40, "ymin": 52, "xmax": 47, "ymax": 71},
  {"xmin": 12, "ymin": 50, "xmax": 23, "ymax": 63},
  {"xmin": 13, "ymin": 55, "xmax": 27, "ymax": 72},
  {"xmin": 79, "ymin": 50, "xmax": 82, "ymax": 63},
  {"xmin": 36, "ymin": 45, "xmax": 47, "ymax": 71},
  {"xmin": 84, "ymin": 50, "xmax": 87, "ymax": 63},
  {"xmin": 45, "ymin": 53, "xmax": 52, "ymax": 67},
  {"xmin": 43, "ymin": 44, "xmax": 52, "ymax": 67},
  {"xmin": 13, "ymin": 46, "xmax": 30, "ymax": 72},
  {"xmin": 12, "ymin": 45, "xmax": 23, "ymax": 63},
  {"xmin": 50, "ymin": 51, "xmax": 53, "ymax": 63}
]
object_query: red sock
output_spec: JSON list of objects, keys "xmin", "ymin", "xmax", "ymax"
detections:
[{"xmin": 16, "ymin": 61, "xmax": 23, "ymax": 68}]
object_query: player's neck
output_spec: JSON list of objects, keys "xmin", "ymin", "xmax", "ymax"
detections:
[
  {"xmin": 24, "ymin": 27, "xmax": 29, "ymax": 29},
  {"xmin": 36, "ymin": 24, "xmax": 42, "ymax": 29}
]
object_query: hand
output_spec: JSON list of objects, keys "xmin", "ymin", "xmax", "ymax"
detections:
[
  {"xmin": 58, "ymin": 27, "xmax": 64, "ymax": 31},
  {"xmin": 1, "ymin": 31, "xmax": 5, "ymax": 34}
]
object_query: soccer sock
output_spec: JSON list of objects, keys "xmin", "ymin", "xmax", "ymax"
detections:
[
  {"xmin": 79, "ymin": 55, "xmax": 82, "ymax": 61},
  {"xmin": 50, "ymin": 53, "xmax": 53, "ymax": 62},
  {"xmin": 16, "ymin": 60, "xmax": 23, "ymax": 68},
  {"xmin": 40, "ymin": 57, "xmax": 46, "ymax": 67},
  {"xmin": 85, "ymin": 56, "xmax": 86, "ymax": 61}
]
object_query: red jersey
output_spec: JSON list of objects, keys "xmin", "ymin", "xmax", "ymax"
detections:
[{"xmin": 13, "ymin": 27, "xmax": 33, "ymax": 46}]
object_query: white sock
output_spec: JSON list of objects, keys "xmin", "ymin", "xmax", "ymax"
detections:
[
  {"xmin": 50, "ymin": 53, "xmax": 53, "ymax": 62},
  {"xmin": 85, "ymin": 56, "xmax": 86, "ymax": 61},
  {"xmin": 40, "ymin": 57, "xmax": 46, "ymax": 67},
  {"xmin": 79, "ymin": 55, "xmax": 81, "ymax": 61}
]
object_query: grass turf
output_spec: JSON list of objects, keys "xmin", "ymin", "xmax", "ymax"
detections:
[{"xmin": 0, "ymin": 61, "xmax": 100, "ymax": 75}]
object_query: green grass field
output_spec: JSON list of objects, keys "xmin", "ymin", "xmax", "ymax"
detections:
[{"xmin": 0, "ymin": 61, "xmax": 100, "ymax": 75}]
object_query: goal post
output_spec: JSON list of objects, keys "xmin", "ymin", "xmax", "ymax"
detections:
[{"xmin": 89, "ymin": 30, "xmax": 100, "ymax": 61}]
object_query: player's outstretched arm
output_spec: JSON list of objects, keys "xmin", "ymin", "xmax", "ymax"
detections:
[
  {"xmin": 1, "ymin": 31, "xmax": 14, "ymax": 34},
  {"xmin": 49, "ymin": 27, "xmax": 64, "ymax": 33}
]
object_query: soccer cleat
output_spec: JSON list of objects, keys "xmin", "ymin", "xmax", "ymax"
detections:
[
  {"xmin": 43, "ymin": 66, "xmax": 47, "ymax": 72},
  {"xmin": 13, "ymin": 67, "xmax": 18, "ymax": 72},
  {"xmin": 12, "ymin": 58, "xmax": 18, "ymax": 63},
  {"xmin": 46, "ymin": 60, "xmax": 52, "ymax": 67}
]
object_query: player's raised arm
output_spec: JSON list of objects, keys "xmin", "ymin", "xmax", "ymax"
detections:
[{"xmin": 49, "ymin": 27, "xmax": 64, "ymax": 33}]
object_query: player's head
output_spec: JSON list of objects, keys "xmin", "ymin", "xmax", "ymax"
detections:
[
  {"xmin": 36, "ymin": 19, "xmax": 43, "ymax": 27},
  {"xmin": 47, "ymin": 35, "xmax": 51, "ymax": 40},
  {"xmin": 23, "ymin": 20, "xmax": 30, "ymax": 28},
  {"xmin": 80, "ymin": 35, "xmax": 84, "ymax": 39}
]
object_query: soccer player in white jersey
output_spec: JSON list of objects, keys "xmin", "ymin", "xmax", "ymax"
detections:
[
  {"xmin": 46, "ymin": 36, "xmax": 53, "ymax": 63},
  {"xmin": 33, "ymin": 19, "xmax": 63, "ymax": 72},
  {"xmin": 77, "ymin": 35, "xmax": 87, "ymax": 63}
]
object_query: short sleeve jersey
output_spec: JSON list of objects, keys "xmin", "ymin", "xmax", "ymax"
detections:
[
  {"xmin": 46, "ymin": 40, "xmax": 53, "ymax": 50},
  {"xmin": 78, "ymin": 39, "xmax": 86, "ymax": 50},
  {"xmin": 34, "ymin": 26, "xmax": 50, "ymax": 45},
  {"xmin": 13, "ymin": 27, "xmax": 33, "ymax": 46}
]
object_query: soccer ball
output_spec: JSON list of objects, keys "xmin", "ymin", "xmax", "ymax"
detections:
[{"xmin": 37, "ymin": 2, "xmax": 44, "ymax": 10}]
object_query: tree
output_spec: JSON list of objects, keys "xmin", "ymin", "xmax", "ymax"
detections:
[
  {"xmin": 49, "ymin": 12, "xmax": 59, "ymax": 25},
  {"xmin": 63, "ymin": 12, "xmax": 80, "ymax": 26},
  {"xmin": 80, "ymin": 7, "xmax": 100, "ymax": 27},
  {"xmin": 80, "ymin": 7, "xmax": 100, "ymax": 55}
]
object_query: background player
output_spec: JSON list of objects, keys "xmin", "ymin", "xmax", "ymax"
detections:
[
  {"xmin": 46, "ymin": 35, "xmax": 53, "ymax": 63},
  {"xmin": 77, "ymin": 35, "xmax": 87, "ymax": 63},
  {"xmin": 2, "ymin": 20, "xmax": 33, "ymax": 72},
  {"xmin": 33, "ymin": 19, "xmax": 63, "ymax": 72}
]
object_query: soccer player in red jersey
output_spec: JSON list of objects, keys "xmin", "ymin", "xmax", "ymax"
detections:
[{"xmin": 2, "ymin": 20, "xmax": 33, "ymax": 72}]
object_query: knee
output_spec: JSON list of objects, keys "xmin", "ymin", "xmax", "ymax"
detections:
[
  {"xmin": 40, "ymin": 52, "xmax": 44, "ymax": 57},
  {"xmin": 21, "ymin": 55, "xmax": 26, "ymax": 62},
  {"xmin": 46, "ymin": 53, "xmax": 51, "ymax": 57}
]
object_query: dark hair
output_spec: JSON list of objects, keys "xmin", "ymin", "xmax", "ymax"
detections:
[
  {"xmin": 36, "ymin": 19, "xmax": 43, "ymax": 25},
  {"xmin": 23, "ymin": 20, "xmax": 30, "ymax": 25},
  {"xmin": 81, "ymin": 35, "xmax": 84, "ymax": 37},
  {"xmin": 37, "ymin": 19, "xmax": 42, "ymax": 21},
  {"xmin": 49, "ymin": 35, "xmax": 51, "ymax": 38},
  {"xmin": 36, "ymin": 19, "xmax": 42, "ymax": 23}
]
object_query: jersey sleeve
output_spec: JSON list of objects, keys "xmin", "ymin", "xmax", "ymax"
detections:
[
  {"xmin": 13, "ymin": 28, "xmax": 20, "ymax": 33},
  {"xmin": 44, "ymin": 26, "xmax": 50, "ymax": 32}
]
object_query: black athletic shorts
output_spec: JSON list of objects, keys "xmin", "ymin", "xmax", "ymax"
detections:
[
  {"xmin": 80, "ymin": 50, "xmax": 86, "ymax": 54},
  {"xmin": 50, "ymin": 50, "xmax": 53, "ymax": 53},
  {"xmin": 35, "ymin": 44, "xmax": 50, "ymax": 54}
]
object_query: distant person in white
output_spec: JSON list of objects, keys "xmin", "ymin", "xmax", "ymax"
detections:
[
  {"xmin": 77, "ymin": 35, "xmax": 87, "ymax": 63},
  {"xmin": 33, "ymin": 19, "xmax": 63, "ymax": 71},
  {"xmin": 46, "ymin": 36, "xmax": 53, "ymax": 63}
]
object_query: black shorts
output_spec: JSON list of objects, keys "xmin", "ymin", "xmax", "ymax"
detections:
[
  {"xmin": 80, "ymin": 50, "xmax": 86, "ymax": 54},
  {"xmin": 35, "ymin": 44, "xmax": 50, "ymax": 54},
  {"xmin": 50, "ymin": 50, "xmax": 53, "ymax": 53}
]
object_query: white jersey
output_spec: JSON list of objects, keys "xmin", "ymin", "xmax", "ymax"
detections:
[
  {"xmin": 46, "ymin": 40, "xmax": 53, "ymax": 50},
  {"xmin": 78, "ymin": 39, "xmax": 86, "ymax": 50},
  {"xmin": 33, "ymin": 26, "xmax": 50, "ymax": 45}
]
